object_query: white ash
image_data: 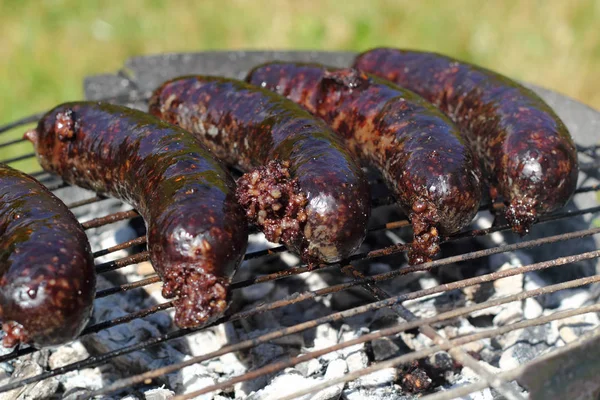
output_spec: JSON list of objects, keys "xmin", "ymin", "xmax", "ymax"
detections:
[
  {"xmin": 371, "ymin": 337, "xmax": 402, "ymax": 361},
  {"xmin": 295, "ymin": 358, "xmax": 322, "ymax": 377},
  {"xmin": 247, "ymin": 372, "xmax": 317, "ymax": 400},
  {"xmin": 0, "ymin": 360, "xmax": 59, "ymax": 400},
  {"xmin": 556, "ymin": 312, "xmax": 600, "ymax": 344},
  {"xmin": 355, "ymin": 367, "xmax": 398, "ymax": 389},
  {"xmin": 144, "ymin": 386, "xmax": 175, "ymax": 400},
  {"xmin": 312, "ymin": 358, "xmax": 347, "ymax": 400}
]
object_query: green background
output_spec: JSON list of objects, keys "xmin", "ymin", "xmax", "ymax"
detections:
[{"xmin": 2, "ymin": 0, "xmax": 599, "ymax": 171}]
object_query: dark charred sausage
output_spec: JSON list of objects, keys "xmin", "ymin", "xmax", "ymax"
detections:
[
  {"xmin": 148, "ymin": 76, "xmax": 370, "ymax": 264},
  {"xmin": 24, "ymin": 102, "xmax": 248, "ymax": 328},
  {"xmin": 246, "ymin": 63, "xmax": 482, "ymax": 265},
  {"xmin": 0, "ymin": 164, "xmax": 95, "ymax": 348},
  {"xmin": 354, "ymin": 48, "xmax": 579, "ymax": 234}
]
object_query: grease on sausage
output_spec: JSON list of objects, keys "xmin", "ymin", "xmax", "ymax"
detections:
[
  {"xmin": 149, "ymin": 76, "xmax": 371, "ymax": 264},
  {"xmin": 354, "ymin": 48, "xmax": 579, "ymax": 234},
  {"xmin": 25, "ymin": 102, "xmax": 248, "ymax": 328},
  {"xmin": 0, "ymin": 164, "xmax": 95, "ymax": 348},
  {"xmin": 246, "ymin": 63, "xmax": 482, "ymax": 264}
]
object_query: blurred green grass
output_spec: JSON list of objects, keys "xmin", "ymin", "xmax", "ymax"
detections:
[{"xmin": 1, "ymin": 0, "xmax": 599, "ymax": 171}]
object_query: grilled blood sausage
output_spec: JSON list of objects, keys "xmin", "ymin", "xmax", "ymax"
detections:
[
  {"xmin": 149, "ymin": 76, "xmax": 370, "ymax": 264},
  {"xmin": 247, "ymin": 63, "xmax": 482, "ymax": 264},
  {"xmin": 25, "ymin": 102, "xmax": 248, "ymax": 328},
  {"xmin": 0, "ymin": 164, "xmax": 95, "ymax": 348},
  {"xmin": 354, "ymin": 48, "xmax": 579, "ymax": 234}
]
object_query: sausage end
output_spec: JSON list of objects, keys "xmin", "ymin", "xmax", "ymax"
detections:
[
  {"xmin": 23, "ymin": 128, "xmax": 39, "ymax": 146},
  {"xmin": 505, "ymin": 198, "xmax": 538, "ymax": 235},
  {"xmin": 163, "ymin": 267, "xmax": 230, "ymax": 328},
  {"xmin": 408, "ymin": 200, "xmax": 441, "ymax": 265},
  {"xmin": 236, "ymin": 160, "xmax": 310, "ymax": 259},
  {"xmin": 1, "ymin": 321, "xmax": 29, "ymax": 348}
]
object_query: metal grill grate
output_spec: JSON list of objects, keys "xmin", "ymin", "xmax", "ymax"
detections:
[{"xmin": 0, "ymin": 51, "xmax": 599, "ymax": 400}]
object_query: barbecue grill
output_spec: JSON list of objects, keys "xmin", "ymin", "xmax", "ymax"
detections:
[{"xmin": 0, "ymin": 51, "xmax": 599, "ymax": 400}]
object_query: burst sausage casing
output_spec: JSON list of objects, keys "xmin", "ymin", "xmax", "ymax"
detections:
[
  {"xmin": 25, "ymin": 102, "xmax": 248, "ymax": 328},
  {"xmin": 354, "ymin": 48, "xmax": 579, "ymax": 233},
  {"xmin": 149, "ymin": 76, "xmax": 371, "ymax": 264},
  {"xmin": 246, "ymin": 63, "xmax": 482, "ymax": 264},
  {"xmin": 0, "ymin": 164, "xmax": 95, "ymax": 348}
]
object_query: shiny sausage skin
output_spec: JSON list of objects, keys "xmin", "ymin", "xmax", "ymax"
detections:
[
  {"xmin": 149, "ymin": 76, "xmax": 370, "ymax": 264},
  {"xmin": 354, "ymin": 48, "xmax": 579, "ymax": 234},
  {"xmin": 0, "ymin": 164, "xmax": 95, "ymax": 348},
  {"xmin": 24, "ymin": 102, "xmax": 248, "ymax": 328},
  {"xmin": 247, "ymin": 64, "xmax": 482, "ymax": 265}
]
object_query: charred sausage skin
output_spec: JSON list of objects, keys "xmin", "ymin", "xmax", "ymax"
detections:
[
  {"xmin": 149, "ymin": 76, "xmax": 370, "ymax": 264},
  {"xmin": 247, "ymin": 63, "xmax": 482, "ymax": 264},
  {"xmin": 354, "ymin": 48, "xmax": 579, "ymax": 234},
  {"xmin": 25, "ymin": 102, "xmax": 248, "ymax": 328},
  {"xmin": 0, "ymin": 164, "xmax": 95, "ymax": 348}
]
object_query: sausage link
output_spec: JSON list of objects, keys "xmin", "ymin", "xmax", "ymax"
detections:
[
  {"xmin": 24, "ymin": 102, "xmax": 248, "ymax": 328},
  {"xmin": 149, "ymin": 76, "xmax": 370, "ymax": 264},
  {"xmin": 247, "ymin": 63, "xmax": 482, "ymax": 264},
  {"xmin": 0, "ymin": 164, "xmax": 95, "ymax": 348},
  {"xmin": 354, "ymin": 48, "xmax": 579, "ymax": 234}
]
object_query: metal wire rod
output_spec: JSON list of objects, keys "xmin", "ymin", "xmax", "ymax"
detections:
[
  {"xmin": 271, "ymin": 304, "xmax": 600, "ymax": 400},
  {"xmin": 0, "ymin": 113, "xmax": 44, "ymax": 134},
  {"xmin": 3, "ymin": 153, "xmax": 35, "ymax": 164},
  {"xmin": 77, "ymin": 249, "xmax": 600, "ymax": 398},
  {"xmin": 421, "ymin": 329, "xmax": 600, "ymax": 400},
  {"xmin": 340, "ymin": 265, "xmax": 526, "ymax": 400},
  {"xmin": 66, "ymin": 195, "xmax": 107, "ymax": 209},
  {"xmin": 0, "ymin": 138, "xmax": 26, "ymax": 149}
]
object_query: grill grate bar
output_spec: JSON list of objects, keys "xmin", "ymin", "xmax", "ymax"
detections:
[
  {"xmin": 44, "ymin": 181, "xmax": 69, "ymax": 191},
  {"xmin": 93, "ymin": 236, "xmax": 147, "ymax": 258},
  {"xmin": 95, "ymin": 276, "xmax": 161, "ymax": 298},
  {"xmin": 0, "ymin": 304, "xmax": 191, "ymax": 395},
  {"xmin": 29, "ymin": 197, "xmax": 595, "ymax": 286},
  {"xmin": 578, "ymin": 160, "xmax": 600, "ymax": 172},
  {"xmin": 91, "ymin": 226, "xmax": 600, "ymax": 331},
  {"xmin": 0, "ymin": 347, "xmax": 36, "ymax": 364},
  {"xmin": 0, "ymin": 92, "xmax": 153, "ymax": 136},
  {"xmin": 0, "ymin": 211, "xmax": 585, "ymax": 379},
  {"xmin": 173, "ymin": 252, "xmax": 600, "ymax": 399},
  {"xmin": 272, "ymin": 303, "xmax": 600, "ymax": 400},
  {"xmin": 231, "ymin": 226, "xmax": 600, "ymax": 294},
  {"xmin": 0, "ymin": 138, "xmax": 26, "ymax": 149},
  {"xmin": 369, "ymin": 226, "xmax": 600, "ymax": 281},
  {"xmin": 422, "ymin": 369, "xmax": 524, "ymax": 400},
  {"xmin": 82, "ymin": 210, "xmax": 139, "ymax": 230},
  {"xmin": 5, "ymin": 246, "xmax": 598, "ymax": 396},
  {"xmin": 574, "ymin": 183, "xmax": 600, "ymax": 194},
  {"xmin": 577, "ymin": 143, "xmax": 600, "ymax": 153},
  {"xmin": 96, "ymin": 251, "xmax": 149, "ymax": 274},
  {"xmin": 96, "ymin": 273, "xmax": 600, "ymax": 398},
  {"xmin": 7, "ymin": 169, "xmax": 600, "ymax": 258},
  {"xmin": 66, "ymin": 195, "xmax": 107, "ymax": 209},
  {"xmin": 59, "ymin": 183, "xmax": 600, "ymax": 230},
  {"xmin": 28, "ymin": 170, "xmax": 48, "ymax": 179},
  {"xmin": 339, "ymin": 265, "xmax": 525, "ymax": 400},
  {"xmin": 4, "ymin": 153, "xmax": 35, "ymax": 165},
  {"xmin": 80, "ymin": 301, "xmax": 174, "ymax": 336},
  {"xmin": 102, "ymin": 203, "xmax": 600, "ymax": 269},
  {"xmin": 84, "ymin": 203, "xmax": 600, "ymax": 281},
  {"xmin": 0, "ymin": 301, "xmax": 176, "ymax": 365},
  {"xmin": 422, "ymin": 329, "xmax": 600, "ymax": 400},
  {"xmin": 0, "ymin": 113, "xmax": 44, "ymax": 135}
]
